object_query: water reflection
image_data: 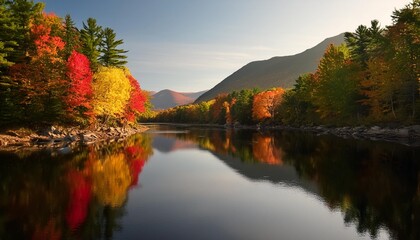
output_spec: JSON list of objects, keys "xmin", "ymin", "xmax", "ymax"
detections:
[
  {"xmin": 152, "ymin": 126, "xmax": 420, "ymax": 240},
  {"xmin": 0, "ymin": 134, "xmax": 153, "ymax": 240},
  {"xmin": 1, "ymin": 126, "xmax": 419, "ymax": 239}
]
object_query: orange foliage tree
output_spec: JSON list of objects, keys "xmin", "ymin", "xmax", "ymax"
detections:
[
  {"xmin": 209, "ymin": 94, "xmax": 228, "ymax": 124},
  {"xmin": 10, "ymin": 13, "xmax": 67, "ymax": 122},
  {"xmin": 252, "ymin": 88, "xmax": 285, "ymax": 122}
]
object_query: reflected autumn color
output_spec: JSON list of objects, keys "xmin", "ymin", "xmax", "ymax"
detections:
[
  {"xmin": 163, "ymin": 129, "xmax": 284, "ymax": 166},
  {"xmin": 92, "ymin": 153, "xmax": 131, "ymax": 206},
  {"xmin": 66, "ymin": 169, "xmax": 91, "ymax": 231},
  {"xmin": 252, "ymin": 135, "xmax": 283, "ymax": 165},
  {"xmin": 157, "ymin": 126, "xmax": 420, "ymax": 240},
  {"xmin": 1, "ymin": 126, "xmax": 420, "ymax": 240},
  {"xmin": 0, "ymin": 133, "xmax": 153, "ymax": 240}
]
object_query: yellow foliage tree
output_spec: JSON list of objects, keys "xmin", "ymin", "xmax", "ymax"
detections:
[
  {"xmin": 92, "ymin": 67, "xmax": 132, "ymax": 118},
  {"xmin": 92, "ymin": 153, "xmax": 131, "ymax": 207}
]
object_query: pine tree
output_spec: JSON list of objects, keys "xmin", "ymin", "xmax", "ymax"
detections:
[
  {"xmin": 63, "ymin": 14, "xmax": 81, "ymax": 58},
  {"xmin": 99, "ymin": 27, "xmax": 128, "ymax": 67},
  {"xmin": 4, "ymin": 0, "xmax": 44, "ymax": 63},
  {"xmin": 0, "ymin": 0, "xmax": 15, "ymax": 73},
  {"xmin": 80, "ymin": 18, "xmax": 102, "ymax": 69}
]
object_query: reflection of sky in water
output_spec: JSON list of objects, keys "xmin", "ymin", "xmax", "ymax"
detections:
[
  {"xmin": 1, "ymin": 128, "xmax": 406, "ymax": 240},
  {"xmin": 119, "ymin": 147, "xmax": 390, "ymax": 240}
]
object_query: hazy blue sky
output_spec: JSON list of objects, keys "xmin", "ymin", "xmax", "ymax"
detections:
[{"xmin": 37, "ymin": 0, "xmax": 409, "ymax": 92}]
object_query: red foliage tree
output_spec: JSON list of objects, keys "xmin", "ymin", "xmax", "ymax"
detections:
[
  {"xmin": 66, "ymin": 50, "xmax": 94, "ymax": 122},
  {"xmin": 125, "ymin": 75, "xmax": 146, "ymax": 122}
]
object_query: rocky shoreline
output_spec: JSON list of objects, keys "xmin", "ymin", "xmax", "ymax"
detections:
[
  {"xmin": 257, "ymin": 124, "xmax": 420, "ymax": 146},
  {"xmin": 0, "ymin": 124, "xmax": 148, "ymax": 152},
  {"xmin": 148, "ymin": 122, "xmax": 420, "ymax": 146}
]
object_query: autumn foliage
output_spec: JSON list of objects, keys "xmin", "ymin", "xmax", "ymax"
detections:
[
  {"xmin": 252, "ymin": 88, "xmax": 285, "ymax": 122},
  {"xmin": 125, "ymin": 74, "xmax": 146, "ymax": 122},
  {"xmin": 66, "ymin": 51, "xmax": 93, "ymax": 122},
  {"xmin": 0, "ymin": 2, "xmax": 145, "ymax": 125}
]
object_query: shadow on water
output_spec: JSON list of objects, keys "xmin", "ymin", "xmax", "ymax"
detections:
[
  {"xmin": 0, "ymin": 125, "xmax": 419, "ymax": 239},
  {"xmin": 150, "ymin": 125, "xmax": 420, "ymax": 240}
]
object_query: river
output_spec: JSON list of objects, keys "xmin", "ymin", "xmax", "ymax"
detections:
[{"xmin": 0, "ymin": 124, "xmax": 419, "ymax": 240}]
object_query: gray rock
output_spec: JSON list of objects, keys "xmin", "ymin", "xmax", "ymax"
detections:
[
  {"xmin": 396, "ymin": 128, "xmax": 410, "ymax": 138},
  {"xmin": 409, "ymin": 125, "xmax": 420, "ymax": 133}
]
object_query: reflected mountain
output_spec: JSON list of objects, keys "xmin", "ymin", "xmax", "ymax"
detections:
[
  {"xmin": 152, "ymin": 135, "xmax": 197, "ymax": 153},
  {"xmin": 1, "ymin": 126, "xmax": 420, "ymax": 240},
  {"xmin": 151, "ymin": 126, "xmax": 420, "ymax": 240}
]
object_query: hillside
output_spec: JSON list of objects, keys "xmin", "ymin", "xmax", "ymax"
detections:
[
  {"xmin": 195, "ymin": 33, "xmax": 345, "ymax": 103},
  {"xmin": 151, "ymin": 89, "xmax": 207, "ymax": 110}
]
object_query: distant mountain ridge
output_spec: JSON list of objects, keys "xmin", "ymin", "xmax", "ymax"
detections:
[
  {"xmin": 195, "ymin": 33, "xmax": 345, "ymax": 103},
  {"xmin": 151, "ymin": 89, "xmax": 207, "ymax": 110}
]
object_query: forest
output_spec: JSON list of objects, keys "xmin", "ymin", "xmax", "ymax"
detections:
[
  {"xmin": 0, "ymin": 0, "xmax": 149, "ymax": 126},
  {"xmin": 149, "ymin": 0, "xmax": 419, "ymax": 127}
]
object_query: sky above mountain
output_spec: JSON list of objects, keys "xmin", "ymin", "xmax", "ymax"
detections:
[{"xmin": 37, "ymin": 0, "xmax": 409, "ymax": 92}]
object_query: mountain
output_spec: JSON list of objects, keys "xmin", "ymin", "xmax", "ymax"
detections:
[
  {"xmin": 195, "ymin": 33, "xmax": 345, "ymax": 103},
  {"xmin": 151, "ymin": 89, "xmax": 207, "ymax": 110}
]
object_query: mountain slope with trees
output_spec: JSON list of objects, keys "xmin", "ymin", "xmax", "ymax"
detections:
[
  {"xmin": 195, "ymin": 33, "xmax": 345, "ymax": 103},
  {"xmin": 151, "ymin": 0, "xmax": 420, "ymax": 127}
]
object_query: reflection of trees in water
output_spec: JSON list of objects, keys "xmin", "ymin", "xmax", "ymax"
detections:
[
  {"xmin": 92, "ymin": 153, "xmax": 131, "ymax": 206},
  {"xmin": 169, "ymin": 129, "xmax": 284, "ymax": 165},
  {"xmin": 0, "ymin": 133, "xmax": 153, "ymax": 239},
  {"xmin": 276, "ymin": 132, "xmax": 420, "ymax": 240},
  {"xmin": 170, "ymin": 128, "xmax": 420, "ymax": 240}
]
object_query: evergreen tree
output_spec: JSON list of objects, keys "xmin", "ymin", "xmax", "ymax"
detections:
[
  {"xmin": 99, "ymin": 27, "xmax": 128, "ymax": 67},
  {"xmin": 0, "ymin": 0, "xmax": 15, "ymax": 73},
  {"xmin": 80, "ymin": 18, "xmax": 102, "ymax": 69},
  {"xmin": 345, "ymin": 20, "xmax": 384, "ymax": 69},
  {"xmin": 63, "ymin": 14, "xmax": 81, "ymax": 58},
  {"xmin": 4, "ymin": 0, "xmax": 44, "ymax": 63}
]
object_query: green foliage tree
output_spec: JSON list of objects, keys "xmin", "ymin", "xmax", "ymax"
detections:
[
  {"xmin": 63, "ymin": 14, "xmax": 81, "ymax": 58},
  {"xmin": 0, "ymin": 1, "xmax": 15, "ymax": 73},
  {"xmin": 345, "ymin": 20, "xmax": 384, "ymax": 69},
  {"xmin": 313, "ymin": 44, "xmax": 359, "ymax": 121},
  {"xmin": 99, "ymin": 27, "xmax": 128, "ymax": 67},
  {"xmin": 229, "ymin": 89, "xmax": 259, "ymax": 125},
  {"xmin": 276, "ymin": 74, "xmax": 319, "ymax": 125},
  {"xmin": 80, "ymin": 18, "xmax": 102, "ymax": 69},
  {"xmin": 3, "ymin": 0, "xmax": 44, "ymax": 63}
]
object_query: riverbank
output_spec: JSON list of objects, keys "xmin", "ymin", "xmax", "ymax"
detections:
[
  {"xmin": 0, "ymin": 124, "xmax": 148, "ymax": 152},
  {"xmin": 145, "ymin": 122, "xmax": 420, "ymax": 146},
  {"xmin": 248, "ymin": 124, "xmax": 420, "ymax": 146}
]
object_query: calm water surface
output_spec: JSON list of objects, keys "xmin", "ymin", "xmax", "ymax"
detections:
[{"xmin": 1, "ymin": 125, "xmax": 419, "ymax": 240}]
